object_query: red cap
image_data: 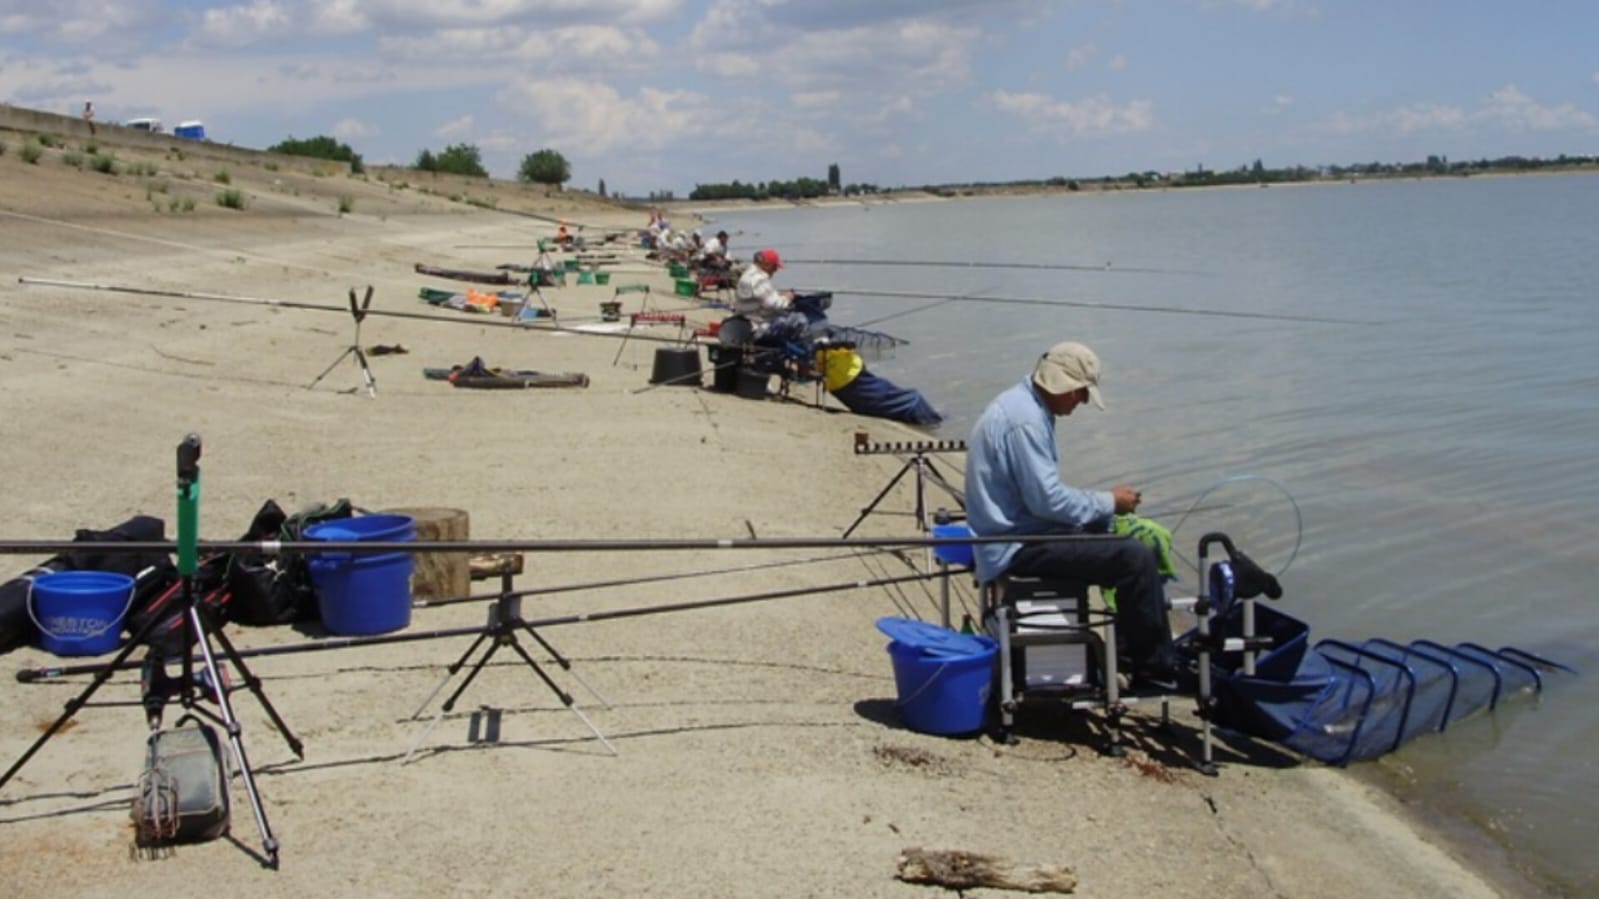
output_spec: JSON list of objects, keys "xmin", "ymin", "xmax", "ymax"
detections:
[{"xmin": 756, "ymin": 248, "xmax": 783, "ymax": 270}]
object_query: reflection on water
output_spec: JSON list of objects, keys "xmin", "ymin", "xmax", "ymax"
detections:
[{"xmin": 720, "ymin": 175, "xmax": 1599, "ymax": 895}]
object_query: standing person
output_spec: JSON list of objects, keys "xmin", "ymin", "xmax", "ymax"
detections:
[
  {"xmin": 82, "ymin": 101, "xmax": 96, "ymax": 136},
  {"xmin": 734, "ymin": 248, "xmax": 806, "ymax": 340},
  {"xmin": 963, "ymin": 341, "xmax": 1180, "ymax": 689}
]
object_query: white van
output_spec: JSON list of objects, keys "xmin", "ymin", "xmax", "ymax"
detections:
[{"xmin": 123, "ymin": 117, "xmax": 163, "ymax": 133}]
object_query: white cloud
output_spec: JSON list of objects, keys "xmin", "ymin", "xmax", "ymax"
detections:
[
  {"xmin": 1313, "ymin": 85, "xmax": 1596, "ymax": 138},
  {"xmin": 792, "ymin": 90, "xmax": 840, "ymax": 110},
  {"xmin": 317, "ymin": 0, "xmax": 679, "ymax": 31},
  {"xmin": 690, "ymin": 4, "xmax": 979, "ymax": 94},
  {"xmin": 1107, "ymin": 54, "xmax": 1127, "ymax": 72},
  {"xmin": 990, "ymin": 90, "xmax": 1155, "ymax": 138},
  {"xmin": 199, "ymin": 1, "xmax": 297, "ymax": 48},
  {"xmin": 1479, "ymin": 84, "xmax": 1597, "ymax": 131},
  {"xmin": 434, "ymin": 114, "xmax": 475, "ymax": 138},
  {"xmin": 497, "ymin": 78, "xmax": 722, "ymax": 154},
  {"xmin": 333, "ymin": 117, "xmax": 378, "ymax": 139},
  {"xmin": 377, "ymin": 24, "xmax": 658, "ymax": 70},
  {"xmin": 1064, "ymin": 44, "xmax": 1095, "ymax": 71}
]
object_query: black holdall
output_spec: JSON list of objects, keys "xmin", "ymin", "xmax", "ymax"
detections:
[{"xmin": 225, "ymin": 498, "xmax": 356, "ymax": 626}]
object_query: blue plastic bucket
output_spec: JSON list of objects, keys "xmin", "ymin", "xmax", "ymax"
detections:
[
  {"xmin": 876, "ymin": 617, "xmax": 996, "ymax": 736},
  {"xmin": 930, "ymin": 523, "xmax": 975, "ymax": 567},
  {"xmin": 305, "ymin": 514, "xmax": 415, "ymax": 636},
  {"xmin": 28, "ymin": 571, "xmax": 135, "ymax": 656}
]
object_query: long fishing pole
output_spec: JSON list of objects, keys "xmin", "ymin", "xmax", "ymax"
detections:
[
  {"xmin": 15, "ymin": 278, "xmax": 696, "ymax": 346},
  {"xmin": 810, "ymin": 286, "xmax": 1377, "ymax": 326},
  {"xmin": 0, "ymin": 531, "xmax": 1118, "ymax": 557},
  {"xmin": 784, "ymin": 256, "xmax": 1204, "ymax": 276},
  {"xmin": 17, "ymin": 566, "xmax": 949, "ymax": 683}
]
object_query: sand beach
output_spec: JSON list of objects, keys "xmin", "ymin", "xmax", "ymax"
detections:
[{"xmin": 0, "ymin": 110, "xmax": 1520, "ymax": 898}]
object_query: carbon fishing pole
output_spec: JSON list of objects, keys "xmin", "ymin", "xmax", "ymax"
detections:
[
  {"xmin": 16, "ymin": 566, "xmax": 949, "ymax": 683},
  {"xmin": 807, "ymin": 286, "xmax": 1378, "ymax": 326},
  {"xmin": 15, "ymin": 278, "xmax": 697, "ymax": 347},
  {"xmin": 783, "ymin": 256, "xmax": 1205, "ymax": 276},
  {"xmin": 0, "ymin": 531, "xmax": 1118, "ymax": 557}
]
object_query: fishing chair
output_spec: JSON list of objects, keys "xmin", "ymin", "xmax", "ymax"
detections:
[
  {"xmin": 711, "ymin": 315, "xmax": 818, "ymax": 399},
  {"xmin": 983, "ymin": 572, "xmax": 1201, "ymax": 758}
]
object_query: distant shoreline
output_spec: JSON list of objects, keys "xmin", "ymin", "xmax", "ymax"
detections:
[{"xmin": 671, "ymin": 165, "xmax": 1599, "ymax": 216}]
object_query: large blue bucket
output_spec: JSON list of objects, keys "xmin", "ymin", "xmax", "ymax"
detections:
[
  {"xmin": 29, "ymin": 571, "xmax": 136, "ymax": 656},
  {"xmin": 305, "ymin": 514, "xmax": 415, "ymax": 636},
  {"xmin": 876, "ymin": 617, "xmax": 996, "ymax": 736}
]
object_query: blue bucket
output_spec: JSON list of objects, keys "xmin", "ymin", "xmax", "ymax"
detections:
[
  {"xmin": 29, "ymin": 571, "xmax": 136, "ymax": 657},
  {"xmin": 305, "ymin": 514, "xmax": 415, "ymax": 636},
  {"xmin": 876, "ymin": 617, "xmax": 996, "ymax": 736},
  {"xmin": 930, "ymin": 523, "xmax": 975, "ymax": 567}
]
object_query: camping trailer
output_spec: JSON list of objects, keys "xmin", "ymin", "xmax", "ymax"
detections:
[
  {"xmin": 174, "ymin": 121, "xmax": 207, "ymax": 141},
  {"xmin": 123, "ymin": 118, "xmax": 163, "ymax": 133}
]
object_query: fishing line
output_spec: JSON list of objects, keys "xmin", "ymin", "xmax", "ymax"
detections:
[
  {"xmin": 15, "ymin": 278, "xmax": 697, "ymax": 347},
  {"xmin": 785, "ymin": 256, "xmax": 1205, "ymax": 276},
  {"xmin": 413, "ymin": 547, "xmax": 906, "ymax": 609},
  {"xmin": 1161, "ymin": 474, "xmax": 1304, "ymax": 578},
  {"xmin": 808, "ymin": 287, "xmax": 1378, "ymax": 326},
  {"xmin": 851, "ymin": 284, "xmax": 996, "ymax": 329}
]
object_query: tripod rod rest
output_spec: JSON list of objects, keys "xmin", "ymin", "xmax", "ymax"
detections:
[{"xmin": 851, "ymin": 434, "xmax": 968, "ymax": 456}]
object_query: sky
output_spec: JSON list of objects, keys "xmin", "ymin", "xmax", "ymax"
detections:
[{"xmin": 3, "ymin": 1, "xmax": 1597, "ymax": 196}]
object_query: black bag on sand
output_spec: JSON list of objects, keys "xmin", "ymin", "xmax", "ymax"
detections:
[
  {"xmin": 225, "ymin": 498, "xmax": 355, "ymax": 627},
  {"xmin": 132, "ymin": 717, "xmax": 231, "ymax": 847},
  {"xmin": 0, "ymin": 515, "xmax": 171, "ymax": 655}
]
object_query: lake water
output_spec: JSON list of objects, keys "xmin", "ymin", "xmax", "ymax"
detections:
[{"xmin": 714, "ymin": 175, "xmax": 1599, "ymax": 896}]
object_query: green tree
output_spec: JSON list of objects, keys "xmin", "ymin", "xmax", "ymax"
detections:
[
  {"xmin": 270, "ymin": 134, "xmax": 364, "ymax": 174},
  {"xmin": 415, "ymin": 149, "xmax": 437, "ymax": 172},
  {"xmin": 434, "ymin": 143, "xmax": 488, "ymax": 177},
  {"xmin": 517, "ymin": 148, "xmax": 571, "ymax": 190},
  {"xmin": 827, "ymin": 162, "xmax": 840, "ymax": 192}
]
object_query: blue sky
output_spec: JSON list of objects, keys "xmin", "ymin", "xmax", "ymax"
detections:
[{"xmin": 3, "ymin": 1, "xmax": 1596, "ymax": 195}]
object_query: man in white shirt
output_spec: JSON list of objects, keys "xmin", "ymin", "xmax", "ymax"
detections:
[{"xmin": 734, "ymin": 249, "xmax": 801, "ymax": 337}]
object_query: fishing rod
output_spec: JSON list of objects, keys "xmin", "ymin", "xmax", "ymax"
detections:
[
  {"xmin": 784, "ymin": 256, "xmax": 1207, "ymax": 276},
  {"xmin": 16, "ymin": 566, "xmax": 950, "ymax": 683},
  {"xmin": 412, "ymin": 547, "xmax": 906, "ymax": 609},
  {"xmin": 14, "ymin": 278, "xmax": 698, "ymax": 347},
  {"xmin": 0, "ymin": 531, "xmax": 1119, "ymax": 558},
  {"xmin": 808, "ymin": 286, "xmax": 1378, "ymax": 326}
]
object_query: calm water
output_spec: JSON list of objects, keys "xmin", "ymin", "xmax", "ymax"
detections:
[{"xmin": 716, "ymin": 176, "xmax": 1599, "ymax": 896}]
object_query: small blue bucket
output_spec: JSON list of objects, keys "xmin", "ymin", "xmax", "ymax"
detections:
[
  {"xmin": 28, "ymin": 571, "xmax": 136, "ymax": 657},
  {"xmin": 930, "ymin": 523, "xmax": 975, "ymax": 567},
  {"xmin": 876, "ymin": 617, "xmax": 996, "ymax": 736},
  {"xmin": 305, "ymin": 514, "xmax": 415, "ymax": 636}
]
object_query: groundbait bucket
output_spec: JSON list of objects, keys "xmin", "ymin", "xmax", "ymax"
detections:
[
  {"xmin": 876, "ymin": 617, "xmax": 996, "ymax": 736},
  {"xmin": 305, "ymin": 514, "xmax": 415, "ymax": 636},
  {"xmin": 930, "ymin": 523, "xmax": 975, "ymax": 567},
  {"xmin": 29, "ymin": 570, "xmax": 135, "ymax": 656}
]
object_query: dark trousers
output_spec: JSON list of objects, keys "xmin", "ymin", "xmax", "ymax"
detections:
[{"xmin": 1006, "ymin": 536, "xmax": 1175, "ymax": 674}]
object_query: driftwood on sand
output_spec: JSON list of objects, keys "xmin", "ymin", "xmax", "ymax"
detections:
[{"xmin": 895, "ymin": 847, "xmax": 1077, "ymax": 894}]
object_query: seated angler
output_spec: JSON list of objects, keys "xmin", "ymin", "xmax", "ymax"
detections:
[
  {"xmin": 964, "ymin": 341, "xmax": 1181, "ymax": 691},
  {"xmin": 734, "ymin": 248, "xmax": 809, "ymax": 344}
]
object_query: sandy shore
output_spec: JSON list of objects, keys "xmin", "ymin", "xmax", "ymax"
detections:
[{"xmin": 0, "ymin": 119, "xmax": 1520, "ymax": 898}]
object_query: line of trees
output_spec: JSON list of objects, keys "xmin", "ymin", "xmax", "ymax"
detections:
[
  {"xmin": 690, "ymin": 176, "xmax": 881, "ymax": 201},
  {"xmin": 414, "ymin": 143, "xmax": 487, "ymax": 177},
  {"xmin": 266, "ymin": 135, "xmax": 364, "ymax": 173}
]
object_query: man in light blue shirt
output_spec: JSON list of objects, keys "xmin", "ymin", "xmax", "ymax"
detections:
[{"xmin": 965, "ymin": 341, "xmax": 1178, "ymax": 687}]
